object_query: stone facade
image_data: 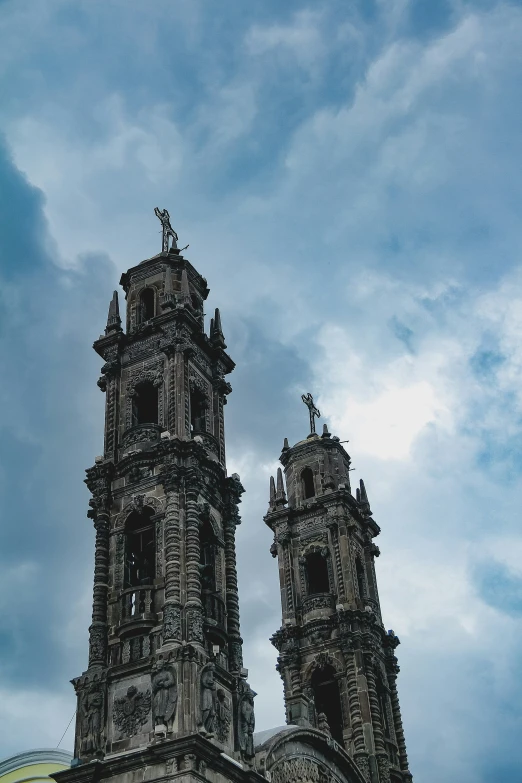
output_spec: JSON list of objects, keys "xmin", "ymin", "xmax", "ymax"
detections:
[{"xmin": 53, "ymin": 228, "xmax": 411, "ymax": 783}]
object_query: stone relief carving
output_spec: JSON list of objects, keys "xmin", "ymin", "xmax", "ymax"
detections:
[
  {"xmin": 114, "ymin": 494, "xmax": 164, "ymax": 529},
  {"xmin": 122, "ymin": 426, "xmax": 161, "ymax": 449},
  {"xmin": 151, "ymin": 655, "xmax": 178, "ymax": 737},
  {"xmin": 163, "ymin": 604, "xmax": 181, "ymax": 641},
  {"xmin": 187, "ymin": 608, "xmax": 204, "ymax": 642},
  {"xmin": 113, "ymin": 686, "xmax": 151, "ymax": 737},
  {"xmin": 200, "ymin": 663, "xmax": 217, "ymax": 735},
  {"xmin": 78, "ymin": 680, "xmax": 104, "ymax": 758},
  {"xmin": 215, "ymin": 688, "xmax": 231, "ymax": 743},
  {"xmin": 88, "ymin": 625, "xmax": 106, "ymax": 664},
  {"xmin": 238, "ymin": 679, "xmax": 256, "ymax": 759},
  {"xmin": 271, "ymin": 757, "xmax": 334, "ymax": 783}
]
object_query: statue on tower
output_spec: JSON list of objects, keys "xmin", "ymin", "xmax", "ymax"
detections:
[
  {"xmin": 154, "ymin": 207, "xmax": 178, "ymax": 252},
  {"xmin": 301, "ymin": 392, "xmax": 321, "ymax": 434}
]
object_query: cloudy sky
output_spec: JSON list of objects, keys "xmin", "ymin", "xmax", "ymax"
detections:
[{"xmin": 1, "ymin": 0, "xmax": 522, "ymax": 780}]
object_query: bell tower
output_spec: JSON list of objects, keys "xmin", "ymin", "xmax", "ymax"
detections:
[
  {"xmin": 266, "ymin": 396, "xmax": 413, "ymax": 783},
  {"xmin": 61, "ymin": 212, "xmax": 261, "ymax": 783}
]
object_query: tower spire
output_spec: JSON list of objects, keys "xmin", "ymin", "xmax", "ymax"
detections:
[
  {"xmin": 210, "ymin": 307, "xmax": 226, "ymax": 348},
  {"xmin": 105, "ymin": 290, "xmax": 121, "ymax": 334}
]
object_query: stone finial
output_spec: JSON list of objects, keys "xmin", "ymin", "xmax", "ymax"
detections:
[
  {"xmin": 161, "ymin": 265, "xmax": 176, "ymax": 310},
  {"xmin": 275, "ymin": 467, "xmax": 287, "ymax": 507},
  {"xmin": 322, "ymin": 422, "xmax": 331, "ymax": 438},
  {"xmin": 359, "ymin": 478, "xmax": 371, "ymax": 516},
  {"xmin": 180, "ymin": 267, "xmax": 191, "ymax": 306},
  {"xmin": 269, "ymin": 475, "xmax": 276, "ymax": 510},
  {"xmin": 105, "ymin": 291, "xmax": 122, "ymax": 334},
  {"xmin": 210, "ymin": 308, "xmax": 226, "ymax": 348},
  {"xmin": 282, "ymin": 437, "xmax": 290, "ymax": 451}
]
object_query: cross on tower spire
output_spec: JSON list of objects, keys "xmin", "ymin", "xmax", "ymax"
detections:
[{"xmin": 301, "ymin": 392, "xmax": 320, "ymax": 434}]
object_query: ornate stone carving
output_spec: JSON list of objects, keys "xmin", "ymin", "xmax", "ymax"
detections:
[
  {"xmin": 78, "ymin": 680, "xmax": 104, "ymax": 759},
  {"xmin": 187, "ymin": 608, "xmax": 204, "ymax": 642},
  {"xmin": 163, "ymin": 604, "xmax": 181, "ymax": 641},
  {"xmin": 113, "ymin": 686, "xmax": 151, "ymax": 737},
  {"xmin": 354, "ymin": 755, "xmax": 371, "ymax": 783},
  {"xmin": 122, "ymin": 425, "xmax": 161, "ymax": 449},
  {"xmin": 88, "ymin": 624, "xmax": 106, "ymax": 665},
  {"xmin": 271, "ymin": 758, "xmax": 333, "ymax": 783},
  {"xmin": 151, "ymin": 655, "xmax": 178, "ymax": 737},
  {"xmin": 237, "ymin": 679, "xmax": 256, "ymax": 759},
  {"xmin": 200, "ymin": 663, "xmax": 217, "ymax": 735},
  {"xmin": 215, "ymin": 688, "xmax": 231, "ymax": 743}
]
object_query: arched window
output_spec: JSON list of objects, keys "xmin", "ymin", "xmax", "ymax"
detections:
[
  {"xmin": 132, "ymin": 381, "xmax": 159, "ymax": 425},
  {"xmin": 356, "ymin": 558, "xmax": 366, "ymax": 600},
  {"xmin": 306, "ymin": 551, "xmax": 330, "ymax": 594},
  {"xmin": 124, "ymin": 508, "xmax": 155, "ymax": 588},
  {"xmin": 139, "ymin": 288, "xmax": 155, "ymax": 322},
  {"xmin": 312, "ymin": 665, "xmax": 343, "ymax": 744},
  {"xmin": 190, "ymin": 387, "xmax": 207, "ymax": 434},
  {"xmin": 302, "ymin": 467, "xmax": 315, "ymax": 499}
]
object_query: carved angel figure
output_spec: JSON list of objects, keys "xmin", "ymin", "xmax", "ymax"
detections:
[
  {"xmin": 79, "ymin": 684, "xmax": 103, "ymax": 757},
  {"xmin": 151, "ymin": 656, "xmax": 178, "ymax": 734},
  {"xmin": 238, "ymin": 684, "xmax": 256, "ymax": 758},
  {"xmin": 200, "ymin": 663, "xmax": 217, "ymax": 735}
]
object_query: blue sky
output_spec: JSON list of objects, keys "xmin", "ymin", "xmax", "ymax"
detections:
[{"xmin": 1, "ymin": 1, "xmax": 522, "ymax": 780}]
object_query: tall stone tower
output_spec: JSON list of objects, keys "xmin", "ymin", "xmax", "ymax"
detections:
[
  {"xmin": 58, "ymin": 216, "xmax": 262, "ymax": 783},
  {"xmin": 265, "ymin": 398, "xmax": 413, "ymax": 783}
]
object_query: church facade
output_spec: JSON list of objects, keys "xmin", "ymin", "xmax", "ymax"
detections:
[{"xmin": 53, "ymin": 216, "xmax": 413, "ymax": 783}]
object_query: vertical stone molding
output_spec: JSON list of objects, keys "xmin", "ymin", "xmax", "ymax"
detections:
[
  {"xmin": 163, "ymin": 480, "xmax": 182, "ymax": 643},
  {"xmin": 184, "ymin": 490, "xmax": 203, "ymax": 643},
  {"xmin": 88, "ymin": 514, "xmax": 110, "ymax": 667}
]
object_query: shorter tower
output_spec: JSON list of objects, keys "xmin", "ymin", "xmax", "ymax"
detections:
[{"xmin": 266, "ymin": 399, "xmax": 412, "ymax": 783}]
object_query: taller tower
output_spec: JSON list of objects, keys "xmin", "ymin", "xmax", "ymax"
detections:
[
  {"xmin": 60, "ymin": 215, "xmax": 261, "ymax": 783},
  {"xmin": 266, "ymin": 398, "xmax": 413, "ymax": 783}
]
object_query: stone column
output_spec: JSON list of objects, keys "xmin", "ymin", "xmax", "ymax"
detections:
[
  {"xmin": 343, "ymin": 643, "xmax": 369, "ymax": 782},
  {"xmin": 387, "ymin": 666, "xmax": 411, "ymax": 777},
  {"xmin": 223, "ymin": 515, "xmax": 243, "ymax": 672},
  {"xmin": 365, "ymin": 652, "xmax": 389, "ymax": 783},
  {"xmin": 184, "ymin": 490, "xmax": 203, "ymax": 645},
  {"xmin": 88, "ymin": 514, "xmax": 110, "ymax": 667},
  {"xmin": 162, "ymin": 473, "xmax": 182, "ymax": 644}
]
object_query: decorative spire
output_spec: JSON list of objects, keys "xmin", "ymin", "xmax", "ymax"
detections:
[
  {"xmin": 161, "ymin": 265, "xmax": 175, "ymax": 310},
  {"xmin": 269, "ymin": 475, "xmax": 276, "ymax": 510},
  {"xmin": 180, "ymin": 267, "xmax": 191, "ymax": 306},
  {"xmin": 105, "ymin": 291, "xmax": 122, "ymax": 334},
  {"xmin": 301, "ymin": 392, "xmax": 320, "ymax": 435},
  {"xmin": 322, "ymin": 422, "xmax": 331, "ymax": 438},
  {"xmin": 282, "ymin": 437, "xmax": 290, "ymax": 451},
  {"xmin": 275, "ymin": 467, "xmax": 287, "ymax": 507},
  {"xmin": 210, "ymin": 307, "xmax": 226, "ymax": 348},
  {"xmin": 358, "ymin": 478, "xmax": 371, "ymax": 516}
]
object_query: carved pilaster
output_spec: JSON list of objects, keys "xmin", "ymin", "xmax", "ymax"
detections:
[
  {"xmin": 185, "ymin": 491, "xmax": 203, "ymax": 644},
  {"xmin": 387, "ymin": 668, "xmax": 410, "ymax": 774},
  {"xmin": 344, "ymin": 645, "xmax": 366, "ymax": 756},
  {"xmin": 224, "ymin": 475, "xmax": 244, "ymax": 672},
  {"xmin": 163, "ymin": 476, "xmax": 182, "ymax": 644},
  {"xmin": 365, "ymin": 652, "xmax": 386, "ymax": 756},
  {"xmin": 89, "ymin": 515, "xmax": 110, "ymax": 667}
]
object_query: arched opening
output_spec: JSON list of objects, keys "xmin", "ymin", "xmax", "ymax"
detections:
[
  {"xmin": 355, "ymin": 558, "xmax": 366, "ymax": 600},
  {"xmin": 302, "ymin": 467, "xmax": 315, "ymax": 499},
  {"xmin": 132, "ymin": 381, "xmax": 159, "ymax": 425},
  {"xmin": 139, "ymin": 288, "xmax": 155, "ymax": 322},
  {"xmin": 124, "ymin": 508, "xmax": 155, "ymax": 588},
  {"xmin": 306, "ymin": 551, "xmax": 330, "ymax": 594},
  {"xmin": 312, "ymin": 665, "xmax": 343, "ymax": 744},
  {"xmin": 190, "ymin": 387, "xmax": 207, "ymax": 434}
]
